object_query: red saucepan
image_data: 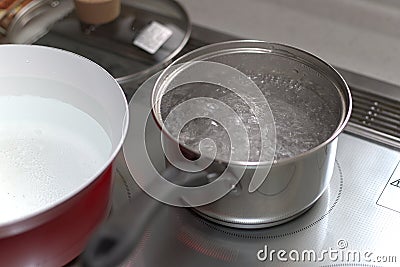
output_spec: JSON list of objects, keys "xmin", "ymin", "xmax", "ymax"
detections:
[{"xmin": 0, "ymin": 44, "xmax": 128, "ymax": 267}]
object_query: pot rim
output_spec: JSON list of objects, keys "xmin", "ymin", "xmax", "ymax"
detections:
[{"xmin": 151, "ymin": 40, "xmax": 352, "ymax": 167}]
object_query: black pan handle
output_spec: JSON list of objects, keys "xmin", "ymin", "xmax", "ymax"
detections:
[{"xmin": 81, "ymin": 167, "xmax": 208, "ymax": 267}]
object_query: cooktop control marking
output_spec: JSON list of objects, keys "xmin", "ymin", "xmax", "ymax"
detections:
[
  {"xmin": 377, "ymin": 161, "xmax": 400, "ymax": 213},
  {"xmin": 390, "ymin": 178, "xmax": 400, "ymax": 188}
]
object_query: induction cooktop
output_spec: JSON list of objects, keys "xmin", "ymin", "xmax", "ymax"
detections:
[{"xmin": 40, "ymin": 18, "xmax": 400, "ymax": 267}]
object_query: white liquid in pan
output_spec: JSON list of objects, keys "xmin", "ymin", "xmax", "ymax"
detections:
[{"xmin": 0, "ymin": 95, "xmax": 112, "ymax": 224}]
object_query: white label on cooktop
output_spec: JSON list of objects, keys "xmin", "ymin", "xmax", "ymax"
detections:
[
  {"xmin": 133, "ymin": 21, "xmax": 173, "ymax": 54},
  {"xmin": 377, "ymin": 162, "xmax": 400, "ymax": 213}
]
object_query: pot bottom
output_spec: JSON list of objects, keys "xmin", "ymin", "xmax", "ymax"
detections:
[{"xmin": 192, "ymin": 204, "xmax": 314, "ymax": 229}]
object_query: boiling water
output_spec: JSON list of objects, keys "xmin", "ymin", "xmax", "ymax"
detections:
[
  {"xmin": 160, "ymin": 72, "xmax": 342, "ymax": 162},
  {"xmin": 0, "ymin": 95, "xmax": 112, "ymax": 224}
]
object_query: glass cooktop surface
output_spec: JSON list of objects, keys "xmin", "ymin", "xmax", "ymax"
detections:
[{"xmin": 37, "ymin": 19, "xmax": 400, "ymax": 267}]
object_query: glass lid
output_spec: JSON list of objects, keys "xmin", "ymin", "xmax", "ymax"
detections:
[{"xmin": 3, "ymin": 0, "xmax": 191, "ymax": 84}]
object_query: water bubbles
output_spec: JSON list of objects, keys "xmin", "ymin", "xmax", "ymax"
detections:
[
  {"xmin": 0, "ymin": 95, "xmax": 112, "ymax": 224},
  {"xmin": 160, "ymin": 70, "xmax": 341, "ymax": 162}
]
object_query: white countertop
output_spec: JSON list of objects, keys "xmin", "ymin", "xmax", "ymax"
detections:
[{"xmin": 177, "ymin": 0, "xmax": 400, "ymax": 87}]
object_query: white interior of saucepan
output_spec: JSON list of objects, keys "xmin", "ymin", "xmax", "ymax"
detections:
[{"xmin": 0, "ymin": 45, "xmax": 128, "ymax": 226}]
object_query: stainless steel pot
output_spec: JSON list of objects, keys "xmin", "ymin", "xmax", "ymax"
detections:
[{"xmin": 151, "ymin": 40, "xmax": 352, "ymax": 228}]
